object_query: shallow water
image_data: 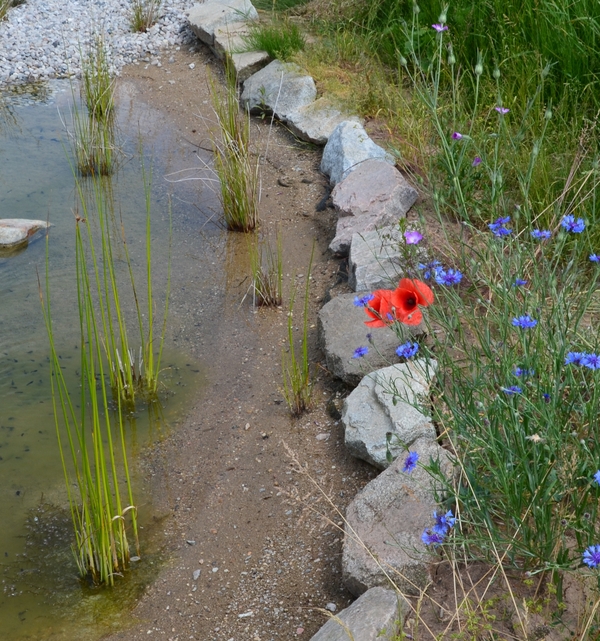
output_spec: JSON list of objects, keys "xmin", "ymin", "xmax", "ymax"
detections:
[{"xmin": 0, "ymin": 81, "xmax": 215, "ymax": 640}]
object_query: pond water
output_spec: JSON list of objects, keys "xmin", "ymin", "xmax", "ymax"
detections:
[{"xmin": 0, "ymin": 81, "xmax": 217, "ymax": 640}]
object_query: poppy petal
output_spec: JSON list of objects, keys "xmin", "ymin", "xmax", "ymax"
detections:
[{"xmin": 398, "ymin": 278, "xmax": 434, "ymax": 306}]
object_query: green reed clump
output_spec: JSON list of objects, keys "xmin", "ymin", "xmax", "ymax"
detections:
[
  {"xmin": 208, "ymin": 63, "xmax": 260, "ymax": 232},
  {"xmin": 130, "ymin": 0, "xmax": 161, "ymax": 33},
  {"xmin": 248, "ymin": 228, "xmax": 283, "ymax": 307},
  {"xmin": 243, "ymin": 19, "xmax": 306, "ymax": 61},
  {"xmin": 282, "ymin": 246, "xmax": 313, "ymax": 415}
]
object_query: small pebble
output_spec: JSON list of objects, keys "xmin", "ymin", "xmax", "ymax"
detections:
[
  {"xmin": 192, "ymin": 569, "xmax": 201, "ymax": 581},
  {"xmin": 325, "ymin": 602, "xmax": 337, "ymax": 612},
  {"xmin": 189, "ymin": 63, "xmax": 195, "ymax": 69}
]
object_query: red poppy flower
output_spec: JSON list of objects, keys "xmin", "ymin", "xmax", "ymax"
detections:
[
  {"xmin": 391, "ymin": 278, "xmax": 434, "ymax": 326},
  {"xmin": 364, "ymin": 289, "xmax": 396, "ymax": 327}
]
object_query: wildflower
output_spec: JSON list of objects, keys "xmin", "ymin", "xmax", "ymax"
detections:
[
  {"xmin": 390, "ymin": 278, "xmax": 434, "ymax": 326},
  {"xmin": 542, "ymin": 393, "xmax": 551, "ymax": 403},
  {"xmin": 561, "ymin": 215, "xmax": 585, "ymax": 233},
  {"xmin": 512, "ymin": 315, "xmax": 538, "ymax": 329},
  {"xmin": 364, "ymin": 289, "xmax": 396, "ymax": 328},
  {"xmin": 514, "ymin": 367, "xmax": 533, "ymax": 377},
  {"xmin": 495, "ymin": 106, "xmax": 510, "ymax": 114},
  {"xmin": 526, "ymin": 434, "xmax": 543, "ymax": 443},
  {"xmin": 590, "ymin": 254, "xmax": 600, "ymax": 263},
  {"xmin": 565, "ymin": 351, "xmax": 587, "ymax": 365},
  {"xmin": 433, "ymin": 510, "xmax": 456, "ymax": 535},
  {"xmin": 404, "ymin": 230, "xmax": 423, "ymax": 245},
  {"xmin": 452, "ymin": 132, "xmax": 463, "ymax": 140},
  {"xmin": 352, "ymin": 346, "xmax": 368, "ymax": 358},
  {"xmin": 418, "ymin": 260, "xmax": 443, "ymax": 280},
  {"xmin": 432, "ymin": 24, "xmax": 448, "ymax": 32},
  {"xmin": 502, "ymin": 385, "xmax": 522, "ymax": 395},
  {"xmin": 583, "ymin": 353, "xmax": 600, "ymax": 370},
  {"xmin": 513, "ymin": 279, "xmax": 527, "ymax": 287},
  {"xmin": 402, "ymin": 451, "xmax": 419, "ymax": 473},
  {"xmin": 472, "ymin": 156, "xmax": 482, "ymax": 167},
  {"xmin": 489, "ymin": 216, "xmax": 512, "ymax": 237},
  {"xmin": 583, "ymin": 545, "xmax": 600, "ymax": 569},
  {"xmin": 435, "ymin": 268, "xmax": 463, "ymax": 286},
  {"xmin": 354, "ymin": 293, "xmax": 374, "ymax": 307},
  {"xmin": 396, "ymin": 341, "xmax": 419, "ymax": 359},
  {"xmin": 531, "ymin": 229, "xmax": 552, "ymax": 240},
  {"xmin": 422, "ymin": 528, "xmax": 445, "ymax": 546},
  {"xmin": 593, "ymin": 471, "xmax": 600, "ymax": 486}
]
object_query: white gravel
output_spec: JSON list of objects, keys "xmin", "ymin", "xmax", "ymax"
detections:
[{"xmin": 0, "ymin": 0, "xmax": 198, "ymax": 85}]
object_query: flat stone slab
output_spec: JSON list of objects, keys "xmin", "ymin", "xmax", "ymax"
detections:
[
  {"xmin": 321, "ymin": 121, "xmax": 395, "ymax": 186},
  {"xmin": 343, "ymin": 437, "xmax": 452, "ymax": 596},
  {"xmin": 285, "ymin": 98, "xmax": 361, "ymax": 145},
  {"xmin": 309, "ymin": 586, "xmax": 409, "ymax": 641},
  {"xmin": 241, "ymin": 60, "xmax": 317, "ymax": 120},
  {"xmin": 328, "ymin": 160, "xmax": 418, "ymax": 256},
  {"xmin": 343, "ymin": 360, "xmax": 437, "ymax": 469},
  {"xmin": 188, "ymin": 0, "xmax": 258, "ymax": 47},
  {"xmin": 212, "ymin": 21, "xmax": 270, "ymax": 82},
  {"xmin": 0, "ymin": 219, "xmax": 50, "ymax": 248},
  {"xmin": 318, "ymin": 292, "xmax": 424, "ymax": 387}
]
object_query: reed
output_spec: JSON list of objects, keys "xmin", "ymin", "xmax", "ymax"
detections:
[
  {"xmin": 248, "ymin": 228, "xmax": 283, "ymax": 307},
  {"xmin": 130, "ymin": 0, "xmax": 161, "ymax": 33}
]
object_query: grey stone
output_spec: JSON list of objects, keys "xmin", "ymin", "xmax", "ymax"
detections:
[
  {"xmin": 328, "ymin": 160, "xmax": 418, "ymax": 256},
  {"xmin": 241, "ymin": 60, "xmax": 317, "ymax": 120},
  {"xmin": 321, "ymin": 121, "xmax": 395, "ymax": 186},
  {"xmin": 0, "ymin": 219, "xmax": 50, "ymax": 248},
  {"xmin": 309, "ymin": 587, "xmax": 409, "ymax": 641},
  {"xmin": 212, "ymin": 21, "xmax": 270, "ymax": 82},
  {"xmin": 342, "ymin": 438, "xmax": 453, "ymax": 596},
  {"xmin": 188, "ymin": 0, "xmax": 258, "ymax": 47},
  {"xmin": 285, "ymin": 98, "xmax": 361, "ymax": 145},
  {"xmin": 343, "ymin": 360, "xmax": 437, "ymax": 469},
  {"xmin": 318, "ymin": 292, "xmax": 424, "ymax": 387}
]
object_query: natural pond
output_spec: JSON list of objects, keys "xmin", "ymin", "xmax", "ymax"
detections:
[{"xmin": 0, "ymin": 81, "xmax": 219, "ymax": 640}]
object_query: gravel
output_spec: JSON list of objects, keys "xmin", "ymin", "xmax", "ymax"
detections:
[{"xmin": 0, "ymin": 0, "xmax": 197, "ymax": 85}]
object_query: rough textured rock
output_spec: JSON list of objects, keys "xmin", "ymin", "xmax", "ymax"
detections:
[
  {"xmin": 343, "ymin": 437, "xmax": 453, "ymax": 596},
  {"xmin": 285, "ymin": 98, "xmax": 361, "ymax": 145},
  {"xmin": 328, "ymin": 160, "xmax": 418, "ymax": 256},
  {"xmin": 0, "ymin": 219, "xmax": 50, "ymax": 248},
  {"xmin": 348, "ymin": 226, "xmax": 404, "ymax": 291},
  {"xmin": 321, "ymin": 121, "xmax": 395, "ymax": 186},
  {"xmin": 188, "ymin": 0, "xmax": 258, "ymax": 47},
  {"xmin": 212, "ymin": 21, "xmax": 270, "ymax": 83},
  {"xmin": 318, "ymin": 292, "xmax": 424, "ymax": 387},
  {"xmin": 309, "ymin": 586, "xmax": 409, "ymax": 641},
  {"xmin": 241, "ymin": 60, "xmax": 317, "ymax": 119},
  {"xmin": 343, "ymin": 360, "xmax": 437, "ymax": 469}
]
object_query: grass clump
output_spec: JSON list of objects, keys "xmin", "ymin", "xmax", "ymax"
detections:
[
  {"xmin": 253, "ymin": 0, "xmax": 310, "ymax": 11},
  {"xmin": 0, "ymin": 0, "xmax": 24, "ymax": 21},
  {"xmin": 248, "ymin": 228, "xmax": 283, "ymax": 307},
  {"xmin": 208, "ymin": 63, "xmax": 260, "ymax": 232},
  {"xmin": 243, "ymin": 19, "xmax": 306, "ymax": 61},
  {"xmin": 130, "ymin": 0, "xmax": 161, "ymax": 33}
]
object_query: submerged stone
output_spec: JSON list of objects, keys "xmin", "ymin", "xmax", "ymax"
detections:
[{"xmin": 0, "ymin": 219, "xmax": 50, "ymax": 248}]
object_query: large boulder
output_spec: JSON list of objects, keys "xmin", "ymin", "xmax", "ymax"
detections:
[
  {"xmin": 241, "ymin": 60, "xmax": 317, "ymax": 120},
  {"xmin": 328, "ymin": 160, "xmax": 418, "ymax": 256},
  {"xmin": 348, "ymin": 226, "xmax": 404, "ymax": 291},
  {"xmin": 342, "ymin": 437, "xmax": 453, "ymax": 596},
  {"xmin": 188, "ymin": 0, "xmax": 258, "ymax": 47},
  {"xmin": 342, "ymin": 360, "xmax": 437, "ymax": 469},
  {"xmin": 212, "ymin": 22, "xmax": 270, "ymax": 83},
  {"xmin": 321, "ymin": 121, "xmax": 395, "ymax": 186},
  {"xmin": 285, "ymin": 98, "xmax": 361, "ymax": 146},
  {"xmin": 309, "ymin": 586, "xmax": 409, "ymax": 641},
  {"xmin": 0, "ymin": 219, "xmax": 50, "ymax": 248}
]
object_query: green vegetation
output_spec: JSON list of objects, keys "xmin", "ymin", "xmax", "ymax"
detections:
[
  {"xmin": 0, "ymin": 0, "xmax": 24, "ymax": 22},
  {"xmin": 248, "ymin": 228, "xmax": 283, "ymax": 307},
  {"xmin": 129, "ymin": 0, "xmax": 161, "ymax": 33},
  {"xmin": 243, "ymin": 19, "xmax": 306, "ymax": 61}
]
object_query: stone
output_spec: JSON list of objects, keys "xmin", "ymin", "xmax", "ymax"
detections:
[
  {"xmin": 0, "ymin": 219, "xmax": 50, "ymax": 248},
  {"xmin": 212, "ymin": 21, "xmax": 270, "ymax": 83},
  {"xmin": 321, "ymin": 121, "xmax": 395, "ymax": 186},
  {"xmin": 318, "ymin": 292, "xmax": 424, "ymax": 387},
  {"xmin": 284, "ymin": 98, "xmax": 361, "ymax": 145},
  {"xmin": 309, "ymin": 587, "xmax": 409, "ymax": 641},
  {"xmin": 241, "ymin": 60, "xmax": 317, "ymax": 120},
  {"xmin": 342, "ymin": 438, "xmax": 453, "ymax": 596},
  {"xmin": 342, "ymin": 360, "xmax": 437, "ymax": 469},
  {"xmin": 328, "ymin": 160, "xmax": 418, "ymax": 256},
  {"xmin": 188, "ymin": 0, "xmax": 259, "ymax": 47}
]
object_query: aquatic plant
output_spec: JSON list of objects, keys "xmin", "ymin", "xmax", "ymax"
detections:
[{"xmin": 247, "ymin": 227, "xmax": 283, "ymax": 307}]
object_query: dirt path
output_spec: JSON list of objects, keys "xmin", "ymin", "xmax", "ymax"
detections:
[{"xmin": 102, "ymin": 45, "xmax": 376, "ymax": 641}]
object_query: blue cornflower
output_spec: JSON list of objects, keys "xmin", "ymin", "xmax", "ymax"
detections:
[
  {"xmin": 565, "ymin": 351, "xmax": 587, "ymax": 365},
  {"xmin": 531, "ymin": 229, "xmax": 552, "ymax": 240},
  {"xmin": 583, "ymin": 545, "xmax": 600, "ymax": 568},
  {"xmin": 432, "ymin": 510, "xmax": 456, "ymax": 536},
  {"xmin": 418, "ymin": 260, "xmax": 443, "ymax": 280},
  {"xmin": 489, "ymin": 216, "xmax": 512, "ymax": 237},
  {"xmin": 422, "ymin": 528, "xmax": 445, "ymax": 546},
  {"xmin": 502, "ymin": 385, "xmax": 522, "ymax": 396},
  {"xmin": 593, "ymin": 471, "xmax": 600, "ymax": 486},
  {"xmin": 514, "ymin": 368, "xmax": 534, "ymax": 377},
  {"xmin": 583, "ymin": 353, "xmax": 600, "ymax": 370},
  {"xmin": 435, "ymin": 268, "xmax": 463, "ymax": 286},
  {"xmin": 561, "ymin": 215, "xmax": 585, "ymax": 233},
  {"xmin": 542, "ymin": 393, "xmax": 551, "ymax": 403},
  {"xmin": 590, "ymin": 254, "xmax": 600, "ymax": 263},
  {"xmin": 396, "ymin": 342, "xmax": 419, "ymax": 359},
  {"xmin": 354, "ymin": 293, "xmax": 374, "ymax": 307},
  {"xmin": 512, "ymin": 315, "xmax": 538, "ymax": 329},
  {"xmin": 352, "ymin": 346, "xmax": 368, "ymax": 358},
  {"xmin": 513, "ymin": 279, "xmax": 527, "ymax": 287},
  {"xmin": 402, "ymin": 451, "xmax": 419, "ymax": 473}
]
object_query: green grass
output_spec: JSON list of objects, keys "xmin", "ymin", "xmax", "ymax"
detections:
[
  {"xmin": 248, "ymin": 228, "xmax": 283, "ymax": 307},
  {"xmin": 253, "ymin": 0, "xmax": 311, "ymax": 11},
  {"xmin": 130, "ymin": 0, "xmax": 161, "ymax": 33},
  {"xmin": 243, "ymin": 19, "xmax": 306, "ymax": 61},
  {"xmin": 0, "ymin": 0, "xmax": 24, "ymax": 21}
]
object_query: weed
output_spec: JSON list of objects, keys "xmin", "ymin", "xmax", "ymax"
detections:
[
  {"xmin": 130, "ymin": 0, "xmax": 161, "ymax": 33},
  {"xmin": 242, "ymin": 19, "xmax": 305, "ymax": 61},
  {"xmin": 247, "ymin": 228, "xmax": 283, "ymax": 307}
]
